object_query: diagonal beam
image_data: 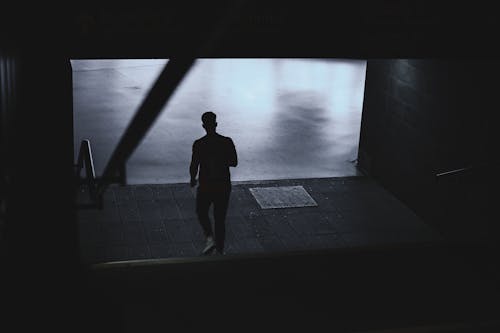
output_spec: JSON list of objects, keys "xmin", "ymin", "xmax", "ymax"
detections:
[
  {"xmin": 96, "ymin": 58, "xmax": 194, "ymax": 196},
  {"xmin": 96, "ymin": 1, "xmax": 247, "ymax": 197}
]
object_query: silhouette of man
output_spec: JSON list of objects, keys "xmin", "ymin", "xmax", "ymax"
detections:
[{"xmin": 190, "ymin": 112, "xmax": 237, "ymax": 255}]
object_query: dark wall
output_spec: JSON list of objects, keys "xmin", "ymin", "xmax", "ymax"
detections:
[
  {"xmin": 358, "ymin": 59, "xmax": 495, "ymax": 243},
  {"xmin": 0, "ymin": 53, "xmax": 16, "ymax": 254},
  {"xmin": 2, "ymin": 1, "xmax": 498, "ymax": 58},
  {"xmin": 1, "ymin": 51, "xmax": 84, "ymax": 331}
]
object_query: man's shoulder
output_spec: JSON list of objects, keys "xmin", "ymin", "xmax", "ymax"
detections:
[
  {"xmin": 193, "ymin": 136, "xmax": 207, "ymax": 145},
  {"xmin": 216, "ymin": 133, "xmax": 233, "ymax": 143}
]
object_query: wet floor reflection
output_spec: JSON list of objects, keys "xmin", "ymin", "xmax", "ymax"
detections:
[{"xmin": 72, "ymin": 58, "xmax": 366, "ymax": 184}]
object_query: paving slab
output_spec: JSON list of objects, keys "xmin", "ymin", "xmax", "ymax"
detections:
[
  {"xmin": 77, "ymin": 177, "xmax": 442, "ymax": 264},
  {"xmin": 249, "ymin": 185, "xmax": 318, "ymax": 209}
]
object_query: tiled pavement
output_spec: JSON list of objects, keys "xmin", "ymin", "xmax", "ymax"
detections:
[
  {"xmin": 77, "ymin": 176, "xmax": 442, "ymax": 265},
  {"xmin": 76, "ymin": 177, "xmax": 500, "ymax": 333}
]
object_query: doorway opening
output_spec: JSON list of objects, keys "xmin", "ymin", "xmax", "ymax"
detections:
[{"xmin": 71, "ymin": 58, "xmax": 367, "ymax": 184}]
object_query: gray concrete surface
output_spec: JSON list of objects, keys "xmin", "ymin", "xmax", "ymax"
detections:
[
  {"xmin": 72, "ymin": 59, "xmax": 366, "ymax": 184},
  {"xmin": 77, "ymin": 177, "xmax": 442, "ymax": 264}
]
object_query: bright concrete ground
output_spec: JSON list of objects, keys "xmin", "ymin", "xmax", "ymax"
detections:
[{"xmin": 72, "ymin": 59, "xmax": 367, "ymax": 184}]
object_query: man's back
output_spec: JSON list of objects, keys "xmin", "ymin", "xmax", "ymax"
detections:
[
  {"xmin": 191, "ymin": 111, "xmax": 236, "ymax": 255},
  {"xmin": 192, "ymin": 133, "xmax": 237, "ymax": 187}
]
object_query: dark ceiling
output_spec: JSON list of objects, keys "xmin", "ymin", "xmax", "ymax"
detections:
[{"xmin": 2, "ymin": 1, "xmax": 498, "ymax": 58}]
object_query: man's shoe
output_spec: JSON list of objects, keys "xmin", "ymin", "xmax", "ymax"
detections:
[{"xmin": 202, "ymin": 236, "xmax": 215, "ymax": 254}]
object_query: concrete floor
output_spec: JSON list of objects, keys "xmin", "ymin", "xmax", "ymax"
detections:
[
  {"xmin": 72, "ymin": 59, "xmax": 367, "ymax": 184},
  {"xmin": 77, "ymin": 177, "xmax": 441, "ymax": 264}
]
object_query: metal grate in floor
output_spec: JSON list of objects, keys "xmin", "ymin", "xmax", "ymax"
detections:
[{"xmin": 249, "ymin": 185, "xmax": 318, "ymax": 209}]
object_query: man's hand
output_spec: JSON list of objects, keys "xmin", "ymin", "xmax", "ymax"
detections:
[{"xmin": 190, "ymin": 178, "xmax": 197, "ymax": 187}]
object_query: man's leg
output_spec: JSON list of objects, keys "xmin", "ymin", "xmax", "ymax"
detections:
[
  {"xmin": 196, "ymin": 189, "xmax": 213, "ymax": 238},
  {"xmin": 213, "ymin": 187, "xmax": 231, "ymax": 254}
]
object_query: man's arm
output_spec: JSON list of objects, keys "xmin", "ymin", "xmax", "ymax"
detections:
[
  {"xmin": 227, "ymin": 138, "xmax": 238, "ymax": 167},
  {"xmin": 190, "ymin": 142, "xmax": 199, "ymax": 187}
]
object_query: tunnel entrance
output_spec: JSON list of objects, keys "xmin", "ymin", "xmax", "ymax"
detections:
[
  {"xmin": 72, "ymin": 59, "xmax": 445, "ymax": 264},
  {"xmin": 71, "ymin": 58, "xmax": 367, "ymax": 184}
]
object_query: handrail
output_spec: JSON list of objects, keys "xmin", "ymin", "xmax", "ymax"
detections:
[
  {"xmin": 435, "ymin": 162, "xmax": 490, "ymax": 181},
  {"xmin": 75, "ymin": 139, "xmax": 100, "ymax": 208},
  {"xmin": 75, "ymin": 139, "xmax": 126, "ymax": 209},
  {"xmin": 435, "ymin": 166, "xmax": 472, "ymax": 179}
]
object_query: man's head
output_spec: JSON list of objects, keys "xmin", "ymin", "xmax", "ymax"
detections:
[{"xmin": 202, "ymin": 111, "xmax": 217, "ymax": 133}]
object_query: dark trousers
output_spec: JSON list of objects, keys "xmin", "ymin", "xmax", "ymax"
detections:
[{"xmin": 196, "ymin": 185, "xmax": 231, "ymax": 253}]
